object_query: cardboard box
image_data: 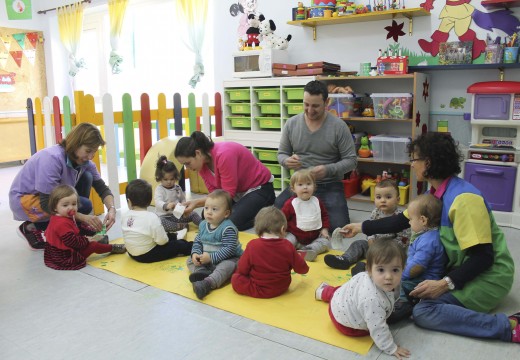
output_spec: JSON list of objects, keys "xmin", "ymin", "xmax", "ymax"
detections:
[
  {"xmin": 376, "ymin": 56, "xmax": 408, "ymax": 75},
  {"xmin": 295, "ymin": 68, "xmax": 338, "ymax": 76},
  {"xmin": 273, "ymin": 68, "xmax": 298, "ymax": 76}
]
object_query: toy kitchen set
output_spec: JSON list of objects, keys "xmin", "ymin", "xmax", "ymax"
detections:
[{"xmin": 465, "ymin": 81, "xmax": 520, "ymax": 228}]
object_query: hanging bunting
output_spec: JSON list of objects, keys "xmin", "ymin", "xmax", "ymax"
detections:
[
  {"xmin": 12, "ymin": 33, "xmax": 26, "ymax": 49},
  {"xmin": 0, "ymin": 72, "xmax": 16, "ymax": 93},
  {"xmin": 9, "ymin": 50, "xmax": 23, "ymax": 67},
  {"xmin": 1, "ymin": 36, "xmax": 12, "ymax": 52},
  {"xmin": 0, "ymin": 50, "xmax": 9, "ymax": 69},
  {"xmin": 23, "ymin": 48, "xmax": 35, "ymax": 65},
  {"xmin": 25, "ymin": 32, "xmax": 38, "ymax": 48},
  {"xmin": 5, "ymin": 0, "xmax": 32, "ymax": 20}
]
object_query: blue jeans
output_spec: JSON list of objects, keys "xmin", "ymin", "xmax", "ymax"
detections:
[
  {"xmin": 75, "ymin": 171, "xmax": 93, "ymax": 215},
  {"xmin": 229, "ymin": 182, "xmax": 275, "ymax": 231},
  {"xmin": 413, "ymin": 292, "xmax": 512, "ymax": 341},
  {"xmin": 274, "ymin": 181, "xmax": 350, "ymax": 230}
]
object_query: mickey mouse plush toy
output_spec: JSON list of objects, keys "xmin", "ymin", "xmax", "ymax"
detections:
[{"xmin": 245, "ymin": 14, "xmax": 264, "ymax": 49}]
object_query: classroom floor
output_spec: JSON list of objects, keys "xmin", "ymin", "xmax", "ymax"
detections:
[{"xmin": 1, "ymin": 162, "xmax": 519, "ymax": 360}]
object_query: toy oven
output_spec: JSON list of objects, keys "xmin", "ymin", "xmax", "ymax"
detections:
[{"xmin": 232, "ymin": 49, "xmax": 288, "ymax": 78}]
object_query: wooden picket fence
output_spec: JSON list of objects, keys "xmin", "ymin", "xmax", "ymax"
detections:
[{"xmin": 27, "ymin": 90, "xmax": 223, "ymax": 214}]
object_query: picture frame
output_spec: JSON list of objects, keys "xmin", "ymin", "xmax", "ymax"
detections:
[{"xmin": 439, "ymin": 41, "xmax": 473, "ymax": 65}]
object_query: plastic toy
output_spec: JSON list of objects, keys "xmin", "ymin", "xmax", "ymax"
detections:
[
  {"xmin": 362, "ymin": 107, "xmax": 374, "ymax": 117},
  {"xmin": 358, "ymin": 136, "xmax": 371, "ymax": 158}
]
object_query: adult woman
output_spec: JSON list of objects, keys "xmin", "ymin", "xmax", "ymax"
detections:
[
  {"xmin": 342, "ymin": 132, "xmax": 519, "ymax": 343},
  {"xmin": 175, "ymin": 131, "xmax": 275, "ymax": 231},
  {"xmin": 10, "ymin": 123, "xmax": 117, "ymax": 250}
]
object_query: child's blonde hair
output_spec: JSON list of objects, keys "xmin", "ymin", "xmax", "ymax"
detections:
[
  {"xmin": 366, "ymin": 238, "xmax": 407, "ymax": 270},
  {"xmin": 290, "ymin": 169, "xmax": 316, "ymax": 190},
  {"xmin": 207, "ymin": 189, "xmax": 233, "ymax": 214},
  {"xmin": 254, "ymin": 206, "xmax": 287, "ymax": 237},
  {"xmin": 48, "ymin": 185, "xmax": 78, "ymax": 215},
  {"xmin": 409, "ymin": 194, "xmax": 442, "ymax": 228}
]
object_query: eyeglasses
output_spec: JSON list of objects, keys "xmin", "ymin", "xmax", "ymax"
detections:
[{"xmin": 409, "ymin": 158, "xmax": 424, "ymax": 163}]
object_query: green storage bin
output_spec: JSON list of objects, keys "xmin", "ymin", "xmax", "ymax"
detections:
[
  {"xmin": 225, "ymin": 88, "xmax": 250, "ymax": 101},
  {"xmin": 256, "ymin": 116, "xmax": 281, "ymax": 129},
  {"xmin": 284, "ymin": 103, "xmax": 303, "ymax": 115},
  {"xmin": 256, "ymin": 103, "xmax": 281, "ymax": 115},
  {"xmin": 263, "ymin": 163, "xmax": 282, "ymax": 175},
  {"xmin": 254, "ymin": 148, "xmax": 278, "ymax": 162},
  {"xmin": 273, "ymin": 178, "xmax": 282, "ymax": 190},
  {"xmin": 283, "ymin": 87, "xmax": 304, "ymax": 101},
  {"xmin": 254, "ymin": 88, "xmax": 280, "ymax": 101},
  {"xmin": 227, "ymin": 116, "xmax": 251, "ymax": 128},
  {"xmin": 227, "ymin": 103, "xmax": 251, "ymax": 115}
]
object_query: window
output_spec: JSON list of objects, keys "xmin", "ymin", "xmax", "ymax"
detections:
[{"xmin": 75, "ymin": 0, "xmax": 215, "ymax": 111}]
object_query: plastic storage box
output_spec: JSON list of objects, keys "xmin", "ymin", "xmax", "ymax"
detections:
[
  {"xmin": 254, "ymin": 88, "xmax": 281, "ymax": 101},
  {"xmin": 370, "ymin": 93, "xmax": 413, "ymax": 119},
  {"xmin": 227, "ymin": 103, "xmax": 251, "ymax": 115},
  {"xmin": 283, "ymin": 87, "xmax": 304, "ymax": 101},
  {"xmin": 263, "ymin": 163, "xmax": 282, "ymax": 175},
  {"xmin": 326, "ymin": 94, "xmax": 365, "ymax": 118},
  {"xmin": 254, "ymin": 148, "xmax": 278, "ymax": 162},
  {"xmin": 225, "ymin": 88, "xmax": 250, "ymax": 101},
  {"xmin": 370, "ymin": 135, "xmax": 411, "ymax": 163},
  {"xmin": 227, "ymin": 116, "xmax": 251, "ymax": 129},
  {"xmin": 256, "ymin": 103, "xmax": 281, "ymax": 115},
  {"xmin": 255, "ymin": 116, "xmax": 281, "ymax": 130},
  {"xmin": 284, "ymin": 103, "xmax": 303, "ymax": 115}
]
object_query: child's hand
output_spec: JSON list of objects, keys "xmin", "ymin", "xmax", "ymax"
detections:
[
  {"xmin": 192, "ymin": 253, "xmax": 202, "ymax": 265},
  {"xmin": 198, "ymin": 252, "xmax": 211, "ymax": 265},
  {"xmin": 320, "ymin": 228, "xmax": 330, "ymax": 239},
  {"xmin": 393, "ymin": 346, "xmax": 411, "ymax": 359},
  {"xmin": 167, "ymin": 202, "xmax": 176, "ymax": 211}
]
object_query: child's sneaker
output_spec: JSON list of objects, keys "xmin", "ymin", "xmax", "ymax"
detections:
[
  {"xmin": 330, "ymin": 228, "xmax": 345, "ymax": 250},
  {"xmin": 18, "ymin": 221, "xmax": 45, "ymax": 250},
  {"xmin": 193, "ymin": 279, "xmax": 212, "ymax": 300},
  {"xmin": 315, "ymin": 282, "xmax": 329, "ymax": 301},
  {"xmin": 111, "ymin": 244, "xmax": 126, "ymax": 254},
  {"xmin": 351, "ymin": 261, "xmax": 366, "ymax": 276},
  {"xmin": 298, "ymin": 249, "xmax": 317, "ymax": 262},
  {"xmin": 509, "ymin": 311, "xmax": 520, "ymax": 343},
  {"xmin": 324, "ymin": 254, "xmax": 351, "ymax": 270}
]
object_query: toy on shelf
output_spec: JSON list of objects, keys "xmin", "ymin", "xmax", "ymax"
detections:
[
  {"xmin": 358, "ymin": 136, "xmax": 372, "ymax": 158},
  {"xmin": 296, "ymin": 2, "xmax": 306, "ymax": 20},
  {"xmin": 244, "ymin": 14, "xmax": 263, "ymax": 50},
  {"xmin": 373, "ymin": 0, "xmax": 387, "ymax": 11},
  {"xmin": 259, "ymin": 17, "xmax": 292, "ymax": 49},
  {"xmin": 376, "ymin": 49, "xmax": 409, "ymax": 75}
]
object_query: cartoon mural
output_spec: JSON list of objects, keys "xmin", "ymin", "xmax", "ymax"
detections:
[
  {"xmin": 418, "ymin": 1, "xmax": 520, "ymax": 60},
  {"xmin": 229, "ymin": 0, "xmax": 261, "ymax": 39}
]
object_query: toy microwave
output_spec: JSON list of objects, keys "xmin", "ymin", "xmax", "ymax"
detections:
[{"xmin": 232, "ymin": 49, "xmax": 288, "ymax": 78}]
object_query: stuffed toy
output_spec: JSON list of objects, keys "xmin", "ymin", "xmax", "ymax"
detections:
[
  {"xmin": 244, "ymin": 13, "xmax": 263, "ymax": 49},
  {"xmin": 259, "ymin": 17, "xmax": 292, "ymax": 50}
]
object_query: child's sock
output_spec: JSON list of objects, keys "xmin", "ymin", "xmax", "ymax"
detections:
[{"xmin": 193, "ymin": 279, "xmax": 212, "ymax": 300}]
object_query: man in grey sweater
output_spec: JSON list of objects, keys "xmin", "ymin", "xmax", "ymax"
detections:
[{"xmin": 275, "ymin": 80, "xmax": 357, "ymax": 230}]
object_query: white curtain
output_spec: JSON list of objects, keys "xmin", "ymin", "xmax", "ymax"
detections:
[
  {"xmin": 108, "ymin": 0, "xmax": 129, "ymax": 74},
  {"xmin": 57, "ymin": 2, "xmax": 86, "ymax": 77},
  {"xmin": 176, "ymin": 0, "xmax": 208, "ymax": 88}
]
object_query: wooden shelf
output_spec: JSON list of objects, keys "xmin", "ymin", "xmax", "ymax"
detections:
[
  {"xmin": 344, "ymin": 117, "xmax": 412, "ymax": 122},
  {"xmin": 317, "ymin": 74, "xmax": 416, "ymax": 81},
  {"xmin": 357, "ymin": 157, "xmax": 410, "ymax": 165},
  {"xmin": 481, "ymin": 0, "xmax": 520, "ymax": 8},
  {"xmin": 408, "ymin": 63, "xmax": 520, "ymax": 72},
  {"xmin": 287, "ymin": 8, "xmax": 431, "ymax": 39}
]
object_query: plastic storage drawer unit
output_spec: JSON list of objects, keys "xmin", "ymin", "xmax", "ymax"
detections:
[
  {"xmin": 227, "ymin": 103, "xmax": 251, "ymax": 115},
  {"xmin": 370, "ymin": 135, "xmax": 411, "ymax": 163},
  {"xmin": 283, "ymin": 87, "xmax": 304, "ymax": 101},
  {"xmin": 284, "ymin": 103, "xmax": 303, "ymax": 115},
  {"xmin": 227, "ymin": 116, "xmax": 251, "ymax": 128},
  {"xmin": 255, "ymin": 116, "xmax": 281, "ymax": 129},
  {"xmin": 254, "ymin": 148, "xmax": 278, "ymax": 162},
  {"xmin": 254, "ymin": 88, "xmax": 281, "ymax": 101},
  {"xmin": 225, "ymin": 88, "xmax": 250, "ymax": 101}
]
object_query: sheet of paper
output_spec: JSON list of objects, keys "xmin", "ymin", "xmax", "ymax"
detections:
[{"xmin": 173, "ymin": 204, "xmax": 185, "ymax": 219}]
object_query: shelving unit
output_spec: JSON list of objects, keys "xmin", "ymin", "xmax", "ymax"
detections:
[
  {"xmin": 316, "ymin": 73, "xmax": 430, "ymax": 211},
  {"xmin": 408, "ymin": 63, "xmax": 520, "ymax": 81},
  {"xmin": 287, "ymin": 8, "xmax": 431, "ymax": 40},
  {"xmin": 223, "ymin": 76, "xmax": 314, "ymax": 191},
  {"xmin": 481, "ymin": 0, "xmax": 520, "ymax": 8}
]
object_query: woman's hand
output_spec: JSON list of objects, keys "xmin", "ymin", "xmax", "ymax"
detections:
[
  {"xmin": 77, "ymin": 213, "xmax": 103, "ymax": 232},
  {"xmin": 393, "ymin": 346, "xmax": 411, "ymax": 359},
  {"xmin": 339, "ymin": 223, "xmax": 362, "ymax": 238},
  {"xmin": 103, "ymin": 207, "xmax": 116, "ymax": 231},
  {"xmin": 183, "ymin": 200, "xmax": 197, "ymax": 214},
  {"xmin": 409, "ymin": 279, "xmax": 448, "ymax": 299}
]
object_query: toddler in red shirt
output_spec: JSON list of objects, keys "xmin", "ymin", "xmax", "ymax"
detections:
[{"xmin": 231, "ymin": 206, "xmax": 309, "ymax": 298}]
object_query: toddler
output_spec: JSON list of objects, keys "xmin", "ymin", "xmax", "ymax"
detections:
[
  {"xmin": 315, "ymin": 239, "xmax": 411, "ymax": 359},
  {"xmin": 44, "ymin": 185, "xmax": 125, "ymax": 270},
  {"xmin": 122, "ymin": 179, "xmax": 193, "ymax": 263},
  {"xmin": 281, "ymin": 169, "xmax": 330, "ymax": 261},
  {"xmin": 325, "ymin": 179, "xmax": 410, "ymax": 273},
  {"xmin": 389, "ymin": 194, "xmax": 446, "ymax": 324},
  {"xmin": 231, "ymin": 206, "xmax": 309, "ymax": 298},
  {"xmin": 187, "ymin": 190, "xmax": 243, "ymax": 300},
  {"xmin": 155, "ymin": 155, "xmax": 202, "ymax": 239}
]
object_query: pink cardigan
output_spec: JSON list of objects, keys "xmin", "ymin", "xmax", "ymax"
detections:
[{"xmin": 198, "ymin": 142, "xmax": 272, "ymax": 198}]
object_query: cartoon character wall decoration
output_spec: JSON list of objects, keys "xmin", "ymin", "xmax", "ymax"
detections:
[{"xmin": 418, "ymin": 0, "xmax": 520, "ymax": 60}]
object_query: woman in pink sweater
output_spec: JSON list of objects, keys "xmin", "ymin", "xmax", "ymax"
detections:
[{"xmin": 175, "ymin": 131, "xmax": 275, "ymax": 231}]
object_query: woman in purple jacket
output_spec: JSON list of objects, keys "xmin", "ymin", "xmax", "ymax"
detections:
[
  {"xmin": 10, "ymin": 123, "xmax": 116, "ymax": 250},
  {"xmin": 175, "ymin": 131, "xmax": 275, "ymax": 231}
]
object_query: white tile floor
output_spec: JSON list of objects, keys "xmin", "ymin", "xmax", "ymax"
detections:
[{"xmin": 0, "ymin": 162, "xmax": 519, "ymax": 359}]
